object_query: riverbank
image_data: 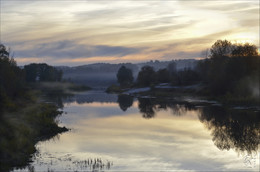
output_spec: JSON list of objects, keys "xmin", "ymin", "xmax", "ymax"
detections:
[
  {"xmin": 0, "ymin": 102, "xmax": 68, "ymax": 172},
  {"xmin": 106, "ymin": 83, "xmax": 259, "ymax": 107},
  {"xmin": 0, "ymin": 81, "xmax": 91, "ymax": 172},
  {"xmin": 31, "ymin": 81, "xmax": 91, "ymax": 95}
]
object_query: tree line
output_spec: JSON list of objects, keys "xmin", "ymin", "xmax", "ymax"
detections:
[
  {"xmin": 0, "ymin": 44, "xmax": 68, "ymax": 171},
  {"xmin": 24, "ymin": 63, "xmax": 62, "ymax": 82},
  {"xmin": 117, "ymin": 62, "xmax": 200, "ymax": 87},
  {"xmin": 196, "ymin": 40, "xmax": 259, "ymax": 98},
  {"xmin": 116, "ymin": 40, "xmax": 259, "ymax": 101},
  {"xmin": 0, "ymin": 44, "xmax": 62, "ymax": 109}
]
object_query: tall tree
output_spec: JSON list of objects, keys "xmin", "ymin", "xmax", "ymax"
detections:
[
  {"xmin": 116, "ymin": 66, "xmax": 133, "ymax": 87},
  {"xmin": 232, "ymin": 43, "xmax": 258, "ymax": 56},
  {"xmin": 0, "ymin": 44, "xmax": 25, "ymax": 103},
  {"xmin": 137, "ymin": 66, "xmax": 156, "ymax": 87},
  {"xmin": 0, "ymin": 44, "xmax": 10, "ymax": 58},
  {"xmin": 210, "ymin": 40, "xmax": 233, "ymax": 58}
]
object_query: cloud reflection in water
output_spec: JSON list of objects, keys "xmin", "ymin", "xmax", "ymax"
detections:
[{"xmin": 32, "ymin": 96, "xmax": 259, "ymax": 171}]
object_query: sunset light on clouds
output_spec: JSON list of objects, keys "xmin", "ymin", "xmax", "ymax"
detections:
[{"xmin": 1, "ymin": 0, "xmax": 259, "ymax": 66}]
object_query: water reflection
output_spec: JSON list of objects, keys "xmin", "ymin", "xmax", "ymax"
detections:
[
  {"xmin": 119, "ymin": 95, "xmax": 259, "ymax": 155},
  {"xmin": 6, "ymin": 91, "xmax": 259, "ymax": 171},
  {"xmin": 38, "ymin": 97, "xmax": 259, "ymax": 171},
  {"xmin": 137, "ymin": 97, "xmax": 259, "ymax": 154},
  {"xmin": 117, "ymin": 94, "xmax": 133, "ymax": 111},
  {"xmin": 138, "ymin": 98, "xmax": 155, "ymax": 118},
  {"xmin": 61, "ymin": 91, "xmax": 260, "ymax": 156},
  {"xmin": 42, "ymin": 89, "xmax": 73, "ymax": 108},
  {"xmin": 137, "ymin": 97, "xmax": 198, "ymax": 118},
  {"xmin": 63, "ymin": 90, "xmax": 118, "ymax": 104},
  {"xmin": 73, "ymin": 158, "xmax": 113, "ymax": 171},
  {"xmin": 28, "ymin": 155, "xmax": 113, "ymax": 172},
  {"xmin": 199, "ymin": 106, "xmax": 260, "ymax": 155}
]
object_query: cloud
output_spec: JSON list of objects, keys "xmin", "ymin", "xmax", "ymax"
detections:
[
  {"xmin": 2, "ymin": 0, "xmax": 259, "ymax": 66},
  {"xmin": 13, "ymin": 40, "xmax": 144, "ymax": 59}
]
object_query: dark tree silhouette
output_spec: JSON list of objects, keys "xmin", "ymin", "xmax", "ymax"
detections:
[
  {"xmin": 138, "ymin": 98, "xmax": 155, "ymax": 118},
  {"xmin": 0, "ymin": 44, "xmax": 67, "ymax": 171},
  {"xmin": 156, "ymin": 68, "xmax": 170, "ymax": 83},
  {"xmin": 232, "ymin": 43, "xmax": 258, "ymax": 56},
  {"xmin": 196, "ymin": 40, "xmax": 260, "ymax": 97},
  {"xmin": 167, "ymin": 61, "xmax": 177, "ymax": 75},
  {"xmin": 195, "ymin": 58, "xmax": 210, "ymax": 83},
  {"xmin": 116, "ymin": 66, "xmax": 133, "ymax": 87},
  {"xmin": 137, "ymin": 98, "xmax": 198, "ymax": 119},
  {"xmin": 0, "ymin": 44, "xmax": 25, "ymax": 104},
  {"xmin": 117, "ymin": 94, "xmax": 133, "ymax": 111},
  {"xmin": 210, "ymin": 39, "xmax": 233, "ymax": 58},
  {"xmin": 137, "ymin": 66, "xmax": 156, "ymax": 87},
  {"xmin": 0, "ymin": 44, "xmax": 10, "ymax": 58},
  {"xmin": 177, "ymin": 68, "xmax": 200, "ymax": 85},
  {"xmin": 24, "ymin": 63, "xmax": 62, "ymax": 82},
  {"xmin": 199, "ymin": 106, "xmax": 260, "ymax": 155}
]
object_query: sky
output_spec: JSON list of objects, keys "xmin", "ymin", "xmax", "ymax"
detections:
[{"xmin": 1, "ymin": 0, "xmax": 259, "ymax": 66}]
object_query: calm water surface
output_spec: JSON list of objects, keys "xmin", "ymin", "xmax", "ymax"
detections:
[{"xmin": 16, "ymin": 91, "xmax": 260, "ymax": 171}]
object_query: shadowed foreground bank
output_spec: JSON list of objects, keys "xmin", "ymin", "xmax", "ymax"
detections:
[
  {"xmin": 0, "ymin": 103, "xmax": 68, "ymax": 172},
  {"xmin": 0, "ymin": 44, "xmax": 70, "ymax": 171}
]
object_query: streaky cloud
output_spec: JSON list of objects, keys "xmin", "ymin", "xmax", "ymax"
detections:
[{"xmin": 14, "ymin": 40, "xmax": 145, "ymax": 59}]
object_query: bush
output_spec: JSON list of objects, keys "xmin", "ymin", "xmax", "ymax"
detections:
[{"xmin": 106, "ymin": 84, "xmax": 122, "ymax": 93}]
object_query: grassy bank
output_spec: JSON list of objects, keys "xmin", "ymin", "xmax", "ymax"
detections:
[
  {"xmin": 0, "ymin": 102, "xmax": 68, "ymax": 172},
  {"xmin": 32, "ymin": 81, "xmax": 91, "ymax": 94},
  {"xmin": 0, "ymin": 82, "xmax": 88, "ymax": 171},
  {"xmin": 0, "ymin": 79, "xmax": 94, "ymax": 171},
  {"xmin": 0, "ymin": 48, "xmax": 91, "ymax": 171}
]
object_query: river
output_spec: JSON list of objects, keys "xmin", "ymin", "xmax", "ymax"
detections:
[{"xmin": 13, "ymin": 90, "xmax": 259, "ymax": 171}]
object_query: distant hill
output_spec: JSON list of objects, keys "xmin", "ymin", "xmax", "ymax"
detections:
[{"xmin": 56, "ymin": 59, "xmax": 197, "ymax": 88}]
